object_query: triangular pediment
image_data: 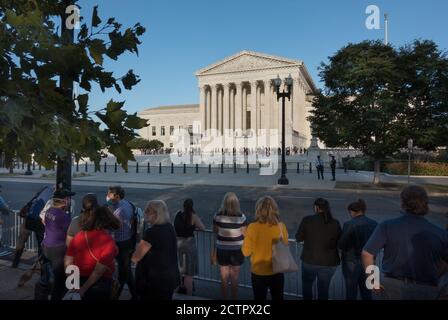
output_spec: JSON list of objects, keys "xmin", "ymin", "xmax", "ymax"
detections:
[{"xmin": 196, "ymin": 51, "xmax": 301, "ymax": 76}]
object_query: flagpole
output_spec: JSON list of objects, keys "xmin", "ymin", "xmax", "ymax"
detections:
[{"xmin": 384, "ymin": 13, "xmax": 389, "ymax": 45}]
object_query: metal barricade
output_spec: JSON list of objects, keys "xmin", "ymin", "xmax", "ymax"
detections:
[
  {"xmin": 1, "ymin": 211, "xmax": 38, "ymax": 252},
  {"xmin": 194, "ymin": 229, "xmax": 383, "ymax": 300}
]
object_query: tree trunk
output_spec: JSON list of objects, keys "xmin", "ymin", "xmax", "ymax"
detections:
[
  {"xmin": 373, "ymin": 159, "xmax": 381, "ymax": 185},
  {"xmin": 9, "ymin": 165, "xmax": 13, "ymax": 174}
]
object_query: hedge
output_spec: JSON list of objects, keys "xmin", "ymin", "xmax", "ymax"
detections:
[{"xmin": 383, "ymin": 162, "xmax": 448, "ymax": 176}]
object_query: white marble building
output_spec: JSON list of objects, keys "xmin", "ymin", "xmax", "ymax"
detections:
[{"xmin": 139, "ymin": 50, "xmax": 317, "ymax": 150}]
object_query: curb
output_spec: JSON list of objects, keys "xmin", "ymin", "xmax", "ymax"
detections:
[{"xmin": 1, "ymin": 176, "xmax": 446, "ymax": 196}]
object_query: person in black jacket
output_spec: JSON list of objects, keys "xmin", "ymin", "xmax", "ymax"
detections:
[
  {"xmin": 295, "ymin": 198, "xmax": 341, "ymax": 300},
  {"xmin": 330, "ymin": 155, "xmax": 337, "ymax": 181},
  {"xmin": 338, "ymin": 199, "xmax": 377, "ymax": 300},
  {"xmin": 132, "ymin": 200, "xmax": 180, "ymax": 300}
]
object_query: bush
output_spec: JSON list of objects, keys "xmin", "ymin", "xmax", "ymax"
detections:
[{"xmin": 383, "ymin": 162, "xmax": 448, "ymax": 176}]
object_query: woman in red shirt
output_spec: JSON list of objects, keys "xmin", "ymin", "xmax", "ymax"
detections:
[{"xmin": 65, "ymin": 206, "xmax": 121, "ymax": 300}]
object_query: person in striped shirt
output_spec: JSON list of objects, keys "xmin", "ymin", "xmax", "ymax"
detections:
[{"xmin": 213, "ymin": 192, "xmax": 247, "ymax": 299}]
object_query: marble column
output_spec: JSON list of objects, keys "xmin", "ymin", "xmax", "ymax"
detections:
[
  {"xmin": 293, "ymin": 77, "xmax": 301, "ymax": 133},
  {"xmin": 265, "ymin": 80, "xmax": 271, "ymax": 130},
  {"xmin": 223, "ymin": 83, "xmax": 230, "ymax": 134},
  {"xmin": 210, "ymin": 84, "xmax": 218, "ymax": 131},
  {"xmin": 235, "ymin": 83, "xmax": 243, "ymax": 131},
  {"xmin": 242, "ymin": 86, "xmax": 247, "ymax": 131},
  {"xmin": 286, "ymin": 82, "xmax": 292, "ymax": 125},
  {"xmin": 207, "ymin": 88, "xmax": 212, "ymax": 131},
  {"xmin": 229, "ymin": 86, "xmax": 234, "ymax": 131},
  {"xmin": 199, "ymin": 86, "xmax": 206, "ymax": 134},
  {"xmin": 218, "ymin": 86, "xmax": 223, "ymax": 134},
  {"xmin": 250, "ymin": 81, "xmax": 257, "ymax": 133},
  {"xmin": 257, "ymin": 84, "xmax": 262, "ymax": 131}
]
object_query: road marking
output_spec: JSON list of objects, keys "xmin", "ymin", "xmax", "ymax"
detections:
[{"xmin": 277, "ymin": 196, "xmax": 346, "ymax": 201}]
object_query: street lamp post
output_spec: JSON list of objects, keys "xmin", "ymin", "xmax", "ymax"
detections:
[{"xmin": 273, "ymin": 74, "xmax": 293, "ymax": 185}]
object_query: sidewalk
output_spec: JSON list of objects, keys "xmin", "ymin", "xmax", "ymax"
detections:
[
  {"xmin": 1, "ymin": 167, "xmax": 447, "ymax": 193},
  {"xmin": 0, "ymin": 257, "xmax": 210, "ymax": 300}
]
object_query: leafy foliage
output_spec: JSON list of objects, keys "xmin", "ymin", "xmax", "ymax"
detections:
[
  {"xmin": 309, "ymin": 40, "xmax": 448, "ymax": 182},
  {"xmin": 0, "ymin": 0, "xmax": 149, "ymax": 170}
]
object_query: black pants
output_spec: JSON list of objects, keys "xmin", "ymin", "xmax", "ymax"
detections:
[
  {"xmin": 331, "ymin": 167, "xmax": 336, "ymax": 180},
  {"xmin": 42, "ymin": 245, "xmax": 67, "ymax": 300},
  {"xmin": 115, "ymin": 239, "xmax": 137, "ymax": 299},
  {"xmin": 81, "ymin": 277, "xmax": 112, "ymax": 300},
  {"xmin": 25, "ymin": 218, "xmax": 45, "ymax": 261},
  {"xmin": 317, "ymin": 166, "xmax": 324, "ymax": 180},
  {"xmin": 342, "ymin": 260, "xmax": 372, "ymax": 300},
  {"xmin": 251, "ymin": 273, "xmax": 284, "ymax": 301}
]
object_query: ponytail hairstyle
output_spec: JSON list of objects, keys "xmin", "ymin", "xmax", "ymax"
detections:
[
  {"xmin": 347, "ymin": 199, "xmax": 367, "ymax": 214},
  {"xmin": 182, "ymin": 198, "xmax": 195, "ymax": 225},
  {"xmin": 80, "ymin": 193, "xmax": 99, "ymax": 227},
  {"xmin": 314, "ymin": 198, "xmax": 333, "ymax": 224}
]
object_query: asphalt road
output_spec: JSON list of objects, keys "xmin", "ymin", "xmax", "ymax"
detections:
[{"xmin": 1, "ymin": 181, "xmax": 447, "ymax": 234}]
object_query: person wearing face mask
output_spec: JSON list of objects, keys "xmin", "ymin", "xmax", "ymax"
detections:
[
  {"xmin": 338, "ymin": 199, "xmax": 377, "ymax": 300},
  {"xmin": 41, "ymin": 189, "xmax": 75, "ymax": 300},
  {"xmin": 106, "ymin": 186, "xmax": 137, "ymax": 300}
]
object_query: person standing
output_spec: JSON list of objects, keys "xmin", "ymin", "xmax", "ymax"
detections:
[
  {"xmin": 362, "ymin": 185, "xmax": 448, "ymax": 300},
  {"xmin": 330, "ymin": 155, "xmax": 337, "ymax": 181},
  {"xmin": 13, "ymin": 185, "xmax": 54, "ymax": 267},
  {"xmin": 41, "ymin": 189, "xmax": 75, "ymax": 300},
  {"xmin": 65, "ymin": 206, "xmax": 120, "ymax": 300},
  {"xmin": 213, "ymin": 192, "xmax": 247, "ymax": 300},
  {"xmin": 296, "ymin": 198, "xmax": 341, "ymax": 300},
  {"xmin": 132, "ymin": 200, "xmax": 180, "ymax": 300},
  {"xmin": 338, "ymin": 199, "xmax": 377, "ymax": 300},
  {"xmin": 66, "ymin": 194, "xmax": 99, "ymax": 248},
  {"xmin": 242, "ymin": 196, "xmax": 288, "ymax": 301},
  {"xmin": 106, "ymin": 186, "xmax": 137, "ymax": 300},
  {"xmin": 174, "ymin": 198, "xmax": 205, "ymax": 295},
  {"xmin": 315, "ymin": 156, "xmax": 324, "ymax": 180},
  {"xmin": 343, "ymin": 155, "xmax": 351, "ymax": 173}
]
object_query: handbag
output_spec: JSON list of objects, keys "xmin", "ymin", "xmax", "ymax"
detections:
[
  {"xmin": 84, "ymin": 231, "xmax": 120, "ymax": 299},
  {"xmin": 272, "ymin": 223, "xmax": 298, "ymax": 274}
]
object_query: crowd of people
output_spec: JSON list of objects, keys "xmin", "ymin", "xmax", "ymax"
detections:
[{"xmin": 7, "ymin": 184, "xmax": 448, "ymax": 301}]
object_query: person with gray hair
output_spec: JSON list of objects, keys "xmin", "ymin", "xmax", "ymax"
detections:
[{"xmin": 132, "ymin": 200, "xmax": 180, "ymax": 300}]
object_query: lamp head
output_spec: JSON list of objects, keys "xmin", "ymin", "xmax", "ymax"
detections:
[
  {"xmin": 285, "ymin": 74, "xmax": 293, "ymax": 87},
  {"xmin": 273, "ymin": 75, "xmax": 282, "ymax": 89}
]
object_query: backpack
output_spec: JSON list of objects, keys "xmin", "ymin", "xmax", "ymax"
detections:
[{"xmin": 19, "ymin": 186, "xmax": 47, "ymax": 218}]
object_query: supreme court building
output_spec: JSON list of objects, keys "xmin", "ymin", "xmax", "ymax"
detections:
[{"xmin": 138, "ymin": 50, "xmax": 317, "ymax": 151}]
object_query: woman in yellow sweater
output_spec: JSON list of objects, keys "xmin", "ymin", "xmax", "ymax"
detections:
[{"xmin": 242, "ymin": 196, "xmax": 288, "ymax": 300}]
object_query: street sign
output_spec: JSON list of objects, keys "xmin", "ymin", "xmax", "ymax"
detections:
[{"xmin": 407, "ymin": 139, "xmax": 413, "ymax": 150}]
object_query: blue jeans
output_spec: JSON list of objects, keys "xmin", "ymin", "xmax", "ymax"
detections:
[
  {"xmin": 302, "ymin": 262, "xmax": 337, "ymax": 300},
  {"xmin": 342, "ymin": 260, "xmax": 372, "ymax": 300}
]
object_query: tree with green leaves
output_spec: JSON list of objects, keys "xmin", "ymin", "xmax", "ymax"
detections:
[
  {"xmin": 127, "ymin": 138, "xmax": 164, "ymax": 154},
  {"xmin": 0, "ymin": 0, "xmax": 148, "ymax": 188},
  {"xmin": 309, "ymin": 40, "xmax": 448, "ymax": 184},
  {"xmin": 398, "ymin": 40, "xmax": 448, "ymax": 150}
]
